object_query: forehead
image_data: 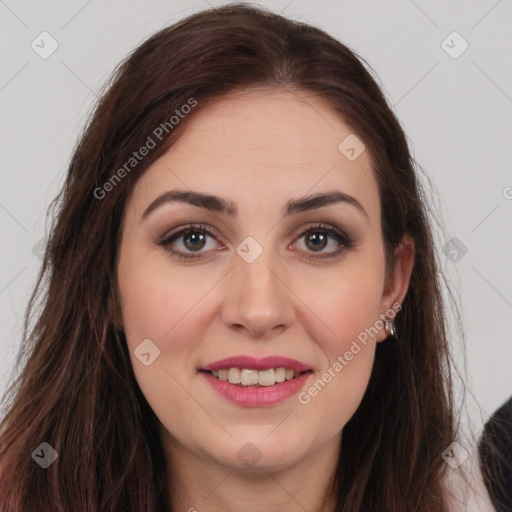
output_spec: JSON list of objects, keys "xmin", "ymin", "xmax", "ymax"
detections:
[{"xmin": 128, "ymin": 88, "xmax": 380, "ymax": 224}]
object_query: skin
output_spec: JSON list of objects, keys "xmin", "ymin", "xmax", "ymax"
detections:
[{"xmin": 116, "ymin": 87, "xmax": 415, "ymax": 512}]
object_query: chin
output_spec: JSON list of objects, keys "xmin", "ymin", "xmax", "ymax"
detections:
[{"xmin": 205, "ymin": 430, "xmax": 307, "ymax": 473}]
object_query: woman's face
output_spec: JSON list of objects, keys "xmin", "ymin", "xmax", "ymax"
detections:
[{"xmin": 116, "ymin": 88, "xmax": 412, "ymax": 472}]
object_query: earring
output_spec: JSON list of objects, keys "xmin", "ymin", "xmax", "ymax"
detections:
[{"xmin": 384, "ymin": 319, "xmax": 396, "ymax": 338}]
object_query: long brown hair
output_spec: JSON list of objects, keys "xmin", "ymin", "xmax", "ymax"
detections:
[{"xmin": 0, "ymin": 3, "xmax": 462, "ymax": 510}]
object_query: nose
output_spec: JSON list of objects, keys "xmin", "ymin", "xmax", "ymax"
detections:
[{"xmin": 220, "ymin": 249, "xmax": 295, "ymax": 339}]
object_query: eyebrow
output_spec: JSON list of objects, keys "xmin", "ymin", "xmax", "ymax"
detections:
[{"xmin": 141, "ymin": 190, "xmax": 368, "ymax": 221}]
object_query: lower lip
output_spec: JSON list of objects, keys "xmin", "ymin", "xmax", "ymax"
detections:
[{"xmin": 200, "ymin": 370, "xmax": 313, "ymax": 407}]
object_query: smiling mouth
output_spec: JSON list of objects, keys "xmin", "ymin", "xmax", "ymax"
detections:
[{"xmin": 200, "ymin": 368, "xmax": 312, "ymax": 387}]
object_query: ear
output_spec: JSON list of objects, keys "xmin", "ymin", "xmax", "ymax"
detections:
[{"xmin": 376, "ymin": 234, "xmax": 415, "ymax": 342}]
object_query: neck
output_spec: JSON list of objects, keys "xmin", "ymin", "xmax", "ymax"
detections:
[{"xmin": 162, "ymin": 429, "xmax": 340, "ymax": 512}]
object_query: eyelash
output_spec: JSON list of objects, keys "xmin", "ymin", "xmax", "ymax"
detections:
[{"xmin": 156, "ymin": 222, "xmax": 355, "ymax": 261}]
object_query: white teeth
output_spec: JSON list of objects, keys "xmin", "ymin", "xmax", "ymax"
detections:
[
  {"xmin": 275, "ymin": 367, "xmax": 286, "ymax": 383},
  {"xmin": 240, "ymin": 369, "xmax": 259, "ymax": 386},
  {"xmin": 227, "ymin": 368, "xmax": 241, "ymax": 384},
  {"xmin": 258, "ymin": 369, "xmax": 275, "ymax": 386},
  {"xmin": 209, "ymin": 367, "xmax": 303, "ymax": 387}
]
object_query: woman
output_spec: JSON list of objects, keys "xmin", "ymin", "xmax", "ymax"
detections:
[{"xmin": 0, "ymin": 3, "xmax": 494, "ymax": 511}]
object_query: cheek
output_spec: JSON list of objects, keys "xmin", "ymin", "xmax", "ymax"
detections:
[
  {"xmin": 117, "ymin": 251, "xmax": 215, "ymax": 353},
  {"xmin": 116, "ymin": 254, "xmax": 215, "ymax": 434},
  {"xmin": 299, "ymin": 260, "xmax": 384, "ymax": 358},
  {"xmin": 293, "ymin": 306, "xmax": 378, "ymax": 442},
  {"xmin": 323, "ymin": 288, "xmax": 381, "ymax": 344},
  {"xmin": 290, "ymin": 261, "xmax": 383, "ymax": 428},
  {"xmin": 309, "ymin": 286, "xmax": 379, "ymax": 397}
]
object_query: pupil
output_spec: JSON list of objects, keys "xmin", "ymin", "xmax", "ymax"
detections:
[
  {"xmin": 184, "ymin": 232, "xmax": 206, "ymax": 250},
  {"xmin": 306, "ymin": 232, "xmax": 327, "ymax": 251}
]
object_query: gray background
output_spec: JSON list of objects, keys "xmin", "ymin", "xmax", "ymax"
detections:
[{"xmin": 1, "ymin": 0, "xmax": 511, "ymax": 441}]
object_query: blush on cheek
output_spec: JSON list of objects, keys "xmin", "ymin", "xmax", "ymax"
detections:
[
  {"xmin": 314, "ymin": 294, "xmax": 381, "ymax": 356},
  {"xmin": 120, "ymin": 269, "xmax": 178, "ymax": 331},
  {"xmin": 123, "ymin": 282, "xmax": 218, "ymax": 361}
]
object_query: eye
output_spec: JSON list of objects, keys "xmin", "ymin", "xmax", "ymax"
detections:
[
  {"xmin": 291, "ymin": 223, "xmax": 354, "ymax": 259},
  {"xmin": 157, "ymin": 224, "xmax": 223, "ymax": 260},
  {"xmin": 157, "ymin": 222, "xmax": 355, "ymax": 261}
]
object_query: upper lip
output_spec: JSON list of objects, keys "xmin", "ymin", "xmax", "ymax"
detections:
[{"xmin": 201, "ymin": 356, "xmax": 312, "ymax": 373}]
